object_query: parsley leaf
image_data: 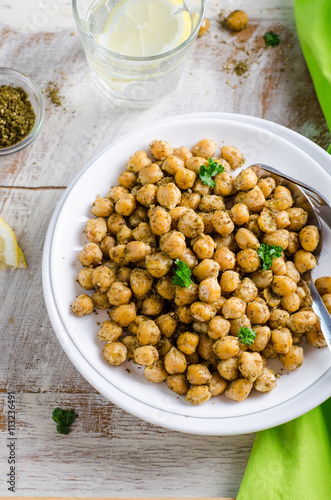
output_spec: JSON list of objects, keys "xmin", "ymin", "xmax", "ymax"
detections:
[
  {"xmin": 172, "ymin": 259, "xmax": 193, "ymax": 288},
  {"xmin": 264, "ymin": 31, "xmax": 280, "ymax": 47},
  {"xmin": 52, "ymin": 408, "xmax": 78, "ymax": 435},
  {"xmin": 257, "ymin": 243, "xmax": 283, "ymax": 270},
  {"xmin": 199, "ymin": 158, "xmax": 225, "ymax": 188},
  {"xmin": 238, "ymin": 327, "xmax": 257, "ymax": 346}
]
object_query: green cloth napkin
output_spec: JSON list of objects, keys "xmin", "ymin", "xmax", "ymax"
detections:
[
  {"xmin": 238, "ymin": 2, "xmax": 331, "ymax": 498},
  {"xmin": 294, "ymin": 0, "xmax": 331, "ymax": 152},
  {"xmin": 237, "ymin": 399, "xmax": 331, "ymax": 499}
]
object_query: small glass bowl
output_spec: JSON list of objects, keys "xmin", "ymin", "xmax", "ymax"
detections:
[{"xmin": 0, "ymin": 67, "xmax": 45, "ymax": 156}]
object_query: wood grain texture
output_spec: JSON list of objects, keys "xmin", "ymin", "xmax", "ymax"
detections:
[{"xmin": 0, "ymin": 0, "xmax": 330, "ymax": 497}]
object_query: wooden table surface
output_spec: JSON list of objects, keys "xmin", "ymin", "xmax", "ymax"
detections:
[{"xmin": 0, "ymin": 0, "xmax": 330, "ymax": 497}]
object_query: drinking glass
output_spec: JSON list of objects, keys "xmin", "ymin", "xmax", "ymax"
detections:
[{"xmin": 72, "ymin": 0, "xmax": 205, "ymax": 107}]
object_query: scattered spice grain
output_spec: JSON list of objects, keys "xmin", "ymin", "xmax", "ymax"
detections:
[{"xmin": 46, "ymin": 82, "xmax": 63, "ymax": 107}]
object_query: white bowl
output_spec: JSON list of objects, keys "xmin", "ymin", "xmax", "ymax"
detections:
[{"xmin": 42, "ymin": 112, "xmax": 331, "ymax": 435}]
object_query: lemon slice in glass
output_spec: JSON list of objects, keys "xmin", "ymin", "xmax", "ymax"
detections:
[
  {"xmin": 0, "ymin": 217, "xmax": 21, "ymax": 269},
  {"xmin": 97, "ymin": 0, "xmax": 192, "ymax": 57}
]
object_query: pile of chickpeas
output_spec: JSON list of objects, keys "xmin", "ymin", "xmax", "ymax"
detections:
[{"xmin": 71, "ymin": 138, "xmax": 327, "ymax": 405}]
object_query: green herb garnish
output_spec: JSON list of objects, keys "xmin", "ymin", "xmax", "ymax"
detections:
[
  {"xmin": 52, "ymin": 408, "xmax": 78, "ymax": 435},
  {"xmin": 264, "ymin": 31, "xmax": 280, "ymax": 47},
  {"xmin": 172, "ymin": 259, "xmax": 193, "ymax": 288},
  {"xmin": 257, "ymin": 243, "xmax": 283, "ymax": 270},
  {"xmin": 199, "ymin": 158, "xmax": 225, "ymax": 188},
  {"xmin": 238, "ymin": 327, "xmax": 257, "ymax": 346}
]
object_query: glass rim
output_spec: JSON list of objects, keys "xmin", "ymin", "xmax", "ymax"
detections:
[
  {"xmin": 72, "ymin": 0, "xmax": 206, "ymax": 62},
  {"xmin": 0, "ymin": 67, "xmax": 45, "ymax": 156}
]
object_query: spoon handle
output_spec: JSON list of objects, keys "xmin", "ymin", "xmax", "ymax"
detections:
[{"xmin": 309, "ymin": 280, "xmax": 331, "ymax": 352}]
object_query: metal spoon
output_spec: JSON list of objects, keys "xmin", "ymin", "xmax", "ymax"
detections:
[{"xmin": 249, "ymin": 163, "xmax": 331, "ymax": 351}]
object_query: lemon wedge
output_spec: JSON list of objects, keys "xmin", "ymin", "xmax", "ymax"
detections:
[
  {"xmin": 97, "ymin": 0, "xmax": 192, "ymax": 57},
  {"xmin": 0, "ymin": 217, "xmax": 25, "ymax": 269}
]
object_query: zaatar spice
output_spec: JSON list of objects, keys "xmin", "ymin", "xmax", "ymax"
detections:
[
  {"xmin": 0, "ymin": 85, "xmax": 35, "ymax": 149},
  {"xmin": 46, "ymin": 82, "xmax": 63, "ymax": 107}
]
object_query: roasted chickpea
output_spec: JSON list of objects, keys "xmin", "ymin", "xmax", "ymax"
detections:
[
  {"xmin": 213, "ymin": 247, "xmax": 236, "ymax": 271},
  {"xmin": 274, "ymin": 210, "xmax": 290, "ymax": 229},
  {"xmin": 118, "ymin": 170, "xmax": 137, "ymax": 190},
  {"xmin": 254, "ymin": 368, "xmax": 277, "ymax": 393},
  {"xmin": 109, "ymin": 245, "xmax": 127, "ymax": 266},
  {"xmin": 78, "ymin": 268, "xmax": 94, "ymax": 289},
  {"xmin": 288, "ymin": 310, "xmax": 317, "ymax": 333},
  {"xmin": 176, "ymin": 332, "xmax": 199, "ymax": 355},
  {"xmin": 238, "ymin": 352, "xmax": 263, "ymax": 382},
  {"xmin": 127, "ymin": 150, "xmax": 151, "ymax": 172},
  {"xmin": 154, "ymin": 313, "xmax": 177, "ymax": 338},
  {"xmin": 173, "ymin": 146, "xmax": 192, "ymax": 162},
  {"xmin": 193, "ymin": 178, "xmax": 212, "ymax": 196},
  {"xmin": 142, "ymin": 294, "xmax": 164, "ymax": 316},
  {"xmin": 132, "ymin": 223, "xmax": 155, "ymax": 247},
  {"xmin": 78, "ymin": 242, "xmax": 103, "ymax": 267},
  {"xmin": 180, "ymin": 247, "xmax": 199, "ymax": 269},
  {"xmin": 135, "ymin": 184, "xmax": 157, "ymax": 207},
  {"xmin": 86, "ymin": 218, "xmax": 107, "ymax": 244},
  {"xmin": 322, "ymin": 293, "xmax": 331, "ymax": 314},
  {"xmin": 92, "ymin": 291, "xmax": 110, "ymax": 309},
  {"xmin": 199, "ymin": 194, "xmax": 225, "ymax": 213},
  {"xmin": 271, "ymin": 257, "xmax": 287, "ymax": 276},
  {"xmin": 234, "ymin": 277, "xmax": 258, "ymax": 303},
  {"xmin": 92, "ymin": 265, "xmax": 116, "ymax": 293},
  {"xmin": 244, "ymin": 214, "xmax": 262, "ymax": 238},
  {"xmin": 272, "ymin": 276, "xmax": 297, "ymax": 296},
  {"xmin": 271, "ymin": 327, "xmax": 293, "ymax": 354},
  {"xmin": 107, "ymin": 281, "xmax": 132, "ymax": 306},
  {"xmin": 185, "ymin": 385, "xmax": 211, "ymax": 405},
  {"xmin": 125, "ymin": 241, "xmax": 151, "ymax": 263},
  {"xmin": 164, "ymin": 347, "xmax": 187, "ymax": 374},
  {"xmin": 306, "ymin": 321, "xmax": 327, "ymax": 348},
  {"xmin": 285, "ymin": 232, "xmax": 301, "ymax": 255},
  {"xmin": 191, "ymin": 139, "xmax": 216, "ymax": 159},
  {"xmin": 221, "ymin": 145, "xmax": 245, "ymax": 169},
  {"xmin": 191, "ymin": 302, "xmax": 217, "ymax": 322},
  {"xmin": 213, "ymin": 171, "xmax": 235, "ymax": 196},
  {"xmin": 286, "ymin": 207, "xmax": 308, "ymax": 231},
  {"xmin": 226, "ymin": 10, "xmax": 248, "ymax": 31},
  {"xmin": 149, "ymin": 207, "xmax": 172, "ymax": 235},
  {"xmin": 161, "ymin": 155, "xmax": 184, "ymax": 175},
  {"xmin": 174, "ymin": 167, "xmax": 196, "ymax": 190},
  {"xmin": 199, "ymin": 277, "xmax": 221, "ymax": 304},
  {"xmin": 258, "ymin": 208, "xmax": 277, "ymax": 234},
  {"xmin": 134, "ymin": 345, "xmax": 159, "ymax": 366},
  {"xmin": 229, "ymin": 315, "xmax": 251, "ymax": 336},
  {"xmin": 187, "ymin": 364, "xmax": 212, "ymax": 385},
  {"xmin": 262, "ymin": 229, "xmax": 289, "ymax": 250},
  {"xmin": 176, "ymin": 305, "xmax": 193, "ymax": 324},
  {"xmin": 246, "ymin": 300, "xmax": 270, "ymax": 324},
  {"xmin": 315, "ymin": 276, "xmax": 331, "ymax": 296},
  {"xmin": 107, "ymin": 213, "xmax": 126, "ymax": 236},
  {"xmin": 299, "ymin": 225, "xmax": 319, "ymax": 252},
  {"xmin": 294, "ymin": 249, "xmax": 316, "ymax": 274},
  {"xmin": 230, "ymin": 203, "xmax": 250, "ymax": 225},
  {"xmin": 244, "ymin": 186, "xmax": 266, "ymax": 213},
  {"xmin": 208, "ymin": 316, "xmax": 231, "ymax": 340},
  {"xmin": 213, "ymin": 336, "xmax": 240, "ymax": 359},
  {"xmin": 225, "ymin": 379, "xmax": 253, "ymax": 402},
  {"xmin": 236, "ymin": 248, "xmax": 260, "ymax": 273},
  {"xmin": 191, "ymin": 235, "xmax": 214, "ymax": 260},
  {"xmin": 145, "ymin": 252, "xmax": 172, "ymax": 278},
  {"xmin": 212, "ymin": 210, "xmax": 234, "ymax": 237},
  {"xmin": 98, "ymin": 320, "xmax": 122, "ymax": 342},
  {"xmin": 110, "ymin": 302, "xmax": 136, "ymax": 327},
  {"xmin": 156, "ymin": 275, "xmax": 176, "ymax": 300},
  {"xmin": 103, "ymin": 342, "xmax": 127, "ymax": 366},
  {"xmin": 175, "ymin": 282, "xmax": 199, "ymax": 306},
  {"xmin": 261, "ymin": 340, "xmax": 278, "ymax": 359},
  {"xmin": 159, "ymin": 230, "xmax": 185, "ymax": 259},
  {"xmin": 71, "ymin": 294, "xmax": 94, "ymax": 316},
  {"xmin": 220, "ymin": 270, "xmax": 240, "ymax": 293},
  {"xmin": 281, "ymin": 293, "xmax": 301, "ymax": 313},
  {"xmin": 272, "ymin": 186, "xmax": 293, "ymax": 209},
  {"xmin": 91, "ymin": 196, "xmax": 114, "ymax": 218},
  {"xmin": 222, "ymin": 297, "xmax": 246, "ymax": 319},
  {"xmin": 149, "ymin": 140, "xmax": 173, "ymax": 160},
  {"xmin": 106, "ymin": 186, "xmax": 129, "ymax": 204},
  {"xmin": 197, "ymin": 333, "xmax": 215, "ymax": 360},
  {"xmin": 144, "ymin": 360, "xmax": 168, "ymax": 383},
  {"xmin": 167, "ymin": 374, "xmax": 190, "ymax": 395},
  {"xmin": 251, "ymin": 270, "xmax": 273, "ymax": 289},
  {"xmin": 185, "ymin": 156, "xmax": 208, "ymax": 174},
  {"xmin": 136, "ymin": 319, "xmax": 161, "ymax": 346},
  {"xmin": 235, "ymin": 228, "xmax": 260, "ymax": 250},
  {"xmin": 235, "ymin": 167, "xmax": 257, "ymax": 191},
  {"xmin": 268, "ymin": 308, "xmax": 290, "ymax": 329},
  {"xmin": 130, "ymin": 268, "xmax": 153, "ymax": 299},
  {"xmin": 217, "ymin": 357, "xmax": 239, "ymax": 381},
  {"xmin": 138, "ymin": 163, "xmax": 163, "ymax": 185},
  {"xmin": 262, "ymin": 286, "xmax": 280, "ymax": 307},
  {"xmin": 280, "ymin": 346, "xmax": 304, "ymax": 371},
  {"xmin": 129, "ymin": 206, "xmax": 148, "ymax": 227},
  {"xmin": 257, "ymin": 177, "xmax": 276, "ymax": 199},
  {"xmin": 156, "ymin": 182, "xmax": 181, "ymax": 209},
  {"xmin": 249, "ymin": 325, "xmax": 271, "ymax": 352},
  {"xmin": 117, "ymin": 225, "xmax": 133, "ymax": 245},
  {"xmin": 208, "ymin": 372, "xmax": 228, "ymax": 396},
  {"xmin": 177, "ymin": 209, "xmax": 204, "ymax": 238}
]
